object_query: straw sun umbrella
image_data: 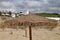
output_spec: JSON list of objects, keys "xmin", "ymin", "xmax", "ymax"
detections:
[{"xmin": 1, "ymin": 12, "xmax": 57, "ymax": 38}]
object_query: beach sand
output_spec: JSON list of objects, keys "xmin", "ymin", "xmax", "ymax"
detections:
[{"xmin": 0, "ymin": 27, "xmax": 60, "ymax": 40}]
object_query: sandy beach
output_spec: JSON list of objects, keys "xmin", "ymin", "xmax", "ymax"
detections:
[{"xmin": 0, "ymin": 27, "xmax": 60, "ymax": 40}]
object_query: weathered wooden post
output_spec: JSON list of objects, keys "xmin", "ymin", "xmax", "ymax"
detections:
[
  {"xmin": 29, "ymin": 25, "xmax": 32, "ymax": 40},
  {"xmin": 25, "ymin": 28, "xmax": 27, "ymax": 37}
]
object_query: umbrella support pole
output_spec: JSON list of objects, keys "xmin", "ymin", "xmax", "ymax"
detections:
[
  {"xmin": 29, "ymin": 26, "xmax": 32, "ymax": 40},
  {"xmin": 25, "ymin": 28, "xmax": 27, "ymax": 37}
]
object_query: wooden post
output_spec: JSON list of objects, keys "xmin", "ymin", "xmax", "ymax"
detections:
[
  {"xmin": 25, "ymin": 28, "xmax": 27, "ymax": 37},
  {"xmin": 29, "ymin": 26, "xmax": 32, "ymax": 40}
]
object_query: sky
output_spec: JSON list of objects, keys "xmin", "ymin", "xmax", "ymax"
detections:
[{"xmin": 0, "ymin": 0, "xmax": 60, "ymax": 13}]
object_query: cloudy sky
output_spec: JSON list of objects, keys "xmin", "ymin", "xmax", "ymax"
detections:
[{"xmin": 0, "ymin": 0, "xmax": 60, "ymax": 13}]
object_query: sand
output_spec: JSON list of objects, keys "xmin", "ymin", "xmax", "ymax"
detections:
[{"xmin": 0, "ymin": 27, "xmax": 60, "ymax": 40}]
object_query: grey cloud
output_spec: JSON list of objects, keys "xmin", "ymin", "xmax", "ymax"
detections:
[
  {"xmin": 0, "ymin": 0, "xmax": 60, "ymax": 13},
  {"xmin": 0, "ymin": 0, "xmax": 13, "ymax": 2},
  {"xmin": 48, "ymin": 0, "xmax": 60, "ymax": 7}
]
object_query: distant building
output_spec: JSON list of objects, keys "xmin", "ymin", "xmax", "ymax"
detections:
[
  {"xmin": 0, "ymin": 10, "xmax": 32, "ymax": 17},
  {"xmin": 24, "ymin": 10, "xmax": 32, "ymax": 15},
  {"xmin": 16, "ymin": 12, "xmax": 22, "ymax": 17},
  {"xmin": 5, "ymin": 12, "xmax": 10, "ymax": 16},
  {"xmin": 26, "ymin": 10, "xmax": 30, "ymax": 15},
  {"xmin": 1, "ymin": 11, "xmax": 9, "ymax": 16},
  {"xmin": 11, "ymin": 12, "xmax": 16, "ymax": 18},
  {"xmin": 24, "ymin": 11, "xmax": 29, "ymax": 15}
]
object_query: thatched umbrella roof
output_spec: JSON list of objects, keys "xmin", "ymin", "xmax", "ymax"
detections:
[{"xmin": 1, "ymin": 13, "xmax": 58, "ymax": 30}]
